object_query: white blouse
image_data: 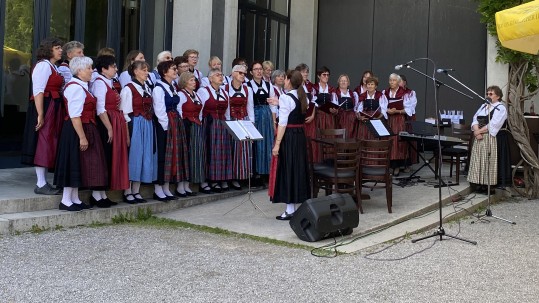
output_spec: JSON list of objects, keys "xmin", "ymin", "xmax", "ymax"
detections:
[
  {"xmin": 90, "ymin": 74, "xmax": 113, "ymax": 116},
  {"xmin": 278, "ymin": 89, "xmax": 299, "ymax": 126},
  {"xmin": 471, "ymin": 101, "xmax": 508, "ymax": 137},
  {"xmin": 152, "ymin": 79, "xmax": 177, "ymax": 131},
  {"xmin": 32, "ymin": 60, "xmax": 57, "ymax": 96},
  {"xmin": 64, "ymin": 77, "xmax": 92, "ymax": 118},
  {"xmin": 223, "ymin": 83, "xmax": 255, "ymax": 122},
  {"xmin": 119, "ymin": 80, "xmax": 151, "ymax": 122}
]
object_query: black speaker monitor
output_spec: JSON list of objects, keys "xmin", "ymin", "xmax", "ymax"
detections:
[{"xmin": 289, "ymin": 193, "xmax": 359, "ymax": 242}]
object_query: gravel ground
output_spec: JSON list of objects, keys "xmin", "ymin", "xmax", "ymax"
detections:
[{"xmin": 1, "ymin": 198, "xmax": 538, "ymax": 303}]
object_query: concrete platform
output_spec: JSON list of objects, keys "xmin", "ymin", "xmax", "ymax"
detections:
[{"xmin": 0, "ymin": 165, "xmax": 505, "ymax": 251}]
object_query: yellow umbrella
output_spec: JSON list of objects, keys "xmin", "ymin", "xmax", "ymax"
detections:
[{"xmin": 495, "ymin": 0, "xmax": 539, "ymax": 55}]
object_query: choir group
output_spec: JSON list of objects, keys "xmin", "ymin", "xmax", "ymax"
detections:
[{"xmin": 22, "ymin": 36, "xmax": 423, "ymax": 216}]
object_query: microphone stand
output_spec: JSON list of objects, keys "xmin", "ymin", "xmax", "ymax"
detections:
[
  {"xmin": 440, "ymin": 72, "xmax": 515, "ymax": 225},
  {"xmin": 402, "ymin": 61, "xmax": 476, "ymax": 245}
]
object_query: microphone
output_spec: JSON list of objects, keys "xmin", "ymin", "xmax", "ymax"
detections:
[
  {"xmin": 436, "ymin": 68, "xmax": 455, "ymax": 73},
  {"xmin": 394, "ymin": 60, "xmax": 416, "ymax": 70}
]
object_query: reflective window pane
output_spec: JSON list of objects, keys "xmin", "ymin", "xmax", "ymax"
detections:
[
  {"xmin": 84, "ymin": 0, "xmax": 108, "ymax": 57},
  {"xmin": 50, "ymin": 0, "xmax": 75, "ymax": 43},
  {"xmin": 121, "ymin": 0, "xmax": 141, "ymax": 61},
  {"xmin": 278, "ymin": 23, "xmax": 287, "ymax": 70},
  {"xmin": 271, "ymin": 0, "xmax": 288, "ymax": 16},
  {"xmin": 248, "ymin": 0, "xmax": 269, "ymax": 8},
  {"xmin": 269, "ymin": 20, "xmax": 278, "ymax": 65}
]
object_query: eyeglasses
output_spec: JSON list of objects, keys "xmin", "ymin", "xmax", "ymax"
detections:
[
  {"xmin": 236, "ymin": 71, "xmax": 246, "ymax": 76},
  {"xmin": 179, "ymin": 64, "xmax": 189, "ymax": 68},
  {"xmin": 170, "ymin": 67, "xmax": 177, "ymax": 71},
  {"xmin": 487, "ymin": 92, "xmax": 495, "ymax": 96},
  {"xmin": 252, "ymin": 68, "xmax": 263, "ymax": 71},
  {"xmin": 189, "ymin": 55, "xmax": 199, "ymax": 59},
  {"xmin": 213, "ymin": 73, "xmax": 224, "ymax": 77},
  {"xmin": 321, "ymin": 73, "xmax": 330, "ymax": 76}
]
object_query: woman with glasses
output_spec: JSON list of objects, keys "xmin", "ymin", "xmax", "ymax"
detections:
[
  {"xmin": 248, "ymin": 61, "xmax": 276, "ymax": 185},
  {"xmin": 468, "ymin": 86, "xmax": 510, "ymax": 193},
  {"xmin": 119, "ymin": 60, "xmax": 157, "ymax": 203},
  {"xmin": 152, "ymin": 61, "xmax": 189, "ymax": 201},
  {"xmin": 334, "ymin": 74, "xmax": 358, "ymax": 138},
  {"xmin": 90, "ymin": 55, "xmax": 129, "ymax": 207},
  {"xmin": 178, "ymin": 72, "xmax": 206, "ymax": 196},
  {"xmin": 223, "ymin": 65, "xmax": 254, "ymax": 191},
  {"xmin": 183, "ymin": 49, "xmax": 203, "ymax": 91},
  {"xmin": 356, "ymin": 76, "xmax": 384, "ymax": 140},
  {"xmin": 21, "ymin": 37, "xmax": 64, "ymax": 195},
  {"xmin": 198, "ymin": 68, "xmax": 233, "ymax": 194},
  {"xmin": 149, "ymin": 50, "xmax": 173, "ymax": 83},
  {"xmin": 174, "ymin": 56, "xmax": 190, "ymax": 77},
  {"xmin": 313, "ymin": 66, "xmax": 337, "ymax": 131}
]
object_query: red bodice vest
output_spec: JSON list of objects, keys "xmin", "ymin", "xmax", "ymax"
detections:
[
  {"xmin": 127, "ymin": 83, "xmax": 154, "ymax": 120},
  {"xmin": 226, "ymin": 84, "xmax": 248, "ymax": 120},
  {"xmin": 31, "ymin": 60, "xmax": 63, "ymax": 100},
  {"xmin": 202, "ymin": 87, "xmax": 228, "ymax": 120},
  {"xmin": 63, "ymin": 82, "xmax": 96, "ymax": 124},
  {"xmin": 95, "ymin": 77, "xmax": 121, "ymax": 112},
  {"xmin": 181, "ymin": 90, "xmax": 203, "ymax": 125}
]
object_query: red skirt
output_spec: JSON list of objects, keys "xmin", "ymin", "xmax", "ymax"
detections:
[
  {"xmin": 338, "ymin": 110, "xmax": 357, "ymax": 139},
  {"xmin": 33, "ymin": 98, "xmax": 64, "ymax": 168},
  {"xmin": 107, "ymin": 110, "xmax": 129, "ymax": 190},
  {"xmin": 388, "ymin": 113, "xmax": 408, "ymax": 160},
  {"xmin": 305, "ymin": 118, "xmax": 318, "ymax": 163},
  {"xmin": 80, "ymin": 123, "xmax": 109, "ymax": 188},
  {"xmin": 164, "ymin": 111, "xmax": 189, "ymax": 182}
]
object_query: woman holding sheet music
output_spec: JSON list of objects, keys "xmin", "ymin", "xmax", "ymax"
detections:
[
  {"xmin": 356, "ymin": 76, "xmax": 384, "ymax": 140},
  {"xmin": 313, "ymin": 66, "xmax": 337, "ymax": 131},
  {"xmin": 270, "ymin": 70, "xmax": 311, "ymax": 220},
  {"xmin": 334, "ymin": 74, "xmax": 358, "ymax": 138}
]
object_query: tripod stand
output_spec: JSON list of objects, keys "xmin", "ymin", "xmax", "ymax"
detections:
[
  {"xmin": 441, "ymin": 73, "xmax": 515, "ymax": 225},
  {"xmin": 400, "ymin": 59, "xmax": 476, "ymax": 245},
  {"xmin": 224, "ymin": 138, "xmax": 267, "ymax": 216}
]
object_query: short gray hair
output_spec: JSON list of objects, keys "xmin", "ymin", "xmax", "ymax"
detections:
[
  {"xmin": 389, "ymin": 73, "xmax": 402, "ymax": 82},
  {"xmin": 69, "ymin": 56, "xmax": 93, "ymax": 76},
  {"xmin": 271, "ymin": 69, "xmax": 285, "ymax": 83},
  {"xmin": 156, "ymin": 50, "xmax": 172, "ymax": 65},
  {"xmin": 208, "ymin": 68, "xmax": 223, "ymax": 78},
  {"xmin": 63, "ymin": 41, "xmax": 84, "ymax": 56}
]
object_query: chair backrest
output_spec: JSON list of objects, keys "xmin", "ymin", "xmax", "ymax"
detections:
[
  {"xmin": 332, "ymin": 140, "xmax": 361, "ymax": 177},
  {"xmin": 359, "ymin": 139, "xmax": 392, "ymax": 169},
  {"xmin": 318, "ymin": 129, "xmax": 347, "ymax": 162},
  {"xmin": 451, "ymin": 123, "xmax": 472, "ymax": 144}
]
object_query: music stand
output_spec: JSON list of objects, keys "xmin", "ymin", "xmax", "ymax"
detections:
[{"xmin": 221, "ymin": 120, "xmax": 268, "ymax": 216}]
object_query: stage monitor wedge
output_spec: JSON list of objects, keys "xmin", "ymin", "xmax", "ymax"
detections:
[{"xmin": 289, "ymin": 193, "xmax": 359, "ymax": 242}]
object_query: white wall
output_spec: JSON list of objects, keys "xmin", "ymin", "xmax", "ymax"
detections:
[
  {"xmin": 222, "ymin": 0, "xmax": 238, "ymax": 75},
  {"xmin": 486, "ymin": 34, "xmax": 509, "ymax": 95},
  {"xmin": 171, "ymin": 0, "xmax": 213, "ymax": 76},
  {"xmin": 288, "ymin": 0, "xmax": 318, "ymax": 81}
]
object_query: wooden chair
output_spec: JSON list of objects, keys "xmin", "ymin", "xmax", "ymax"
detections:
[
  {"xmin": 315, "ymin": 128, "xmax": 346, "ymax": 169},
  {"xmin": 435, "ymin": 124, "xmax": 472, "ymax": 185},
  {"xmin": 358, "ymin": 139, "xmax": 392, "ymax": 213},
  {"xmin": 313, "ymin": 140, "xmax": 362, "ymax": 213}
]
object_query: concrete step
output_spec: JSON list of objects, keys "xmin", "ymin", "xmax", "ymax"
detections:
[{"xmin": 0, "ymin": 189, "xmax": 248, "ymax": 235}]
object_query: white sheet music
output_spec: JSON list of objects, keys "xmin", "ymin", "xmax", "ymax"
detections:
[
  {"xmin": 240, "ymin": 120, "xmax": 263, "ymax": 140},
  {"xmin": 223, "ymin": 120, "xmax": 263, "ymax": 141},
  {"xmin": 370, "ymin": 119, "xmax": 390, "ymax": 136}
]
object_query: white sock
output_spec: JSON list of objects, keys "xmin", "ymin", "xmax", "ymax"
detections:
[
  {"xmin": 71, "ymin": 188, "xmax": 82, "ymax": 204},
  {"xmin": 221, "ymin": 181, "xmax": 229, "ymax": 188},
  {"xmin": 92, "ymin": 191, "xmax": 102, "ymax": 201},
  {"xmin": 163, "ymin": 182, "xmax": 173, "ymax": 196},
  {"xmin": 61, "ymin": 187, "xmax": 73, "ymax": 206},
  {"xmin": 286, "ymin": 203, "xmax": 296, "ymax": 214},
  {"xmin": 132, "ymin": 181, "xmax": 141, "ymax": 194},
  {"xmin": 201, "ymin": 182, "xmax": 209, "ymax": 189},
  {"xmin": 184, "ymin": 181, "xmax": 192, "ymax": 193},
  {"xmin": 232, "ymin": 181, "xmax": 240, "ymax": 187},
  {"xmin": 100, "ymin": 191, "xmax": 108, "ymax": 199},
  {"xmin": 35, "ymin": 167, "xmax": 47, "ymax": 188},
  {"xmin": 154, "ymin": 184, "xmax": 166, "ymax": 198},
  {"xmin": 176, "ymin": 182, "xmax": 185, "ymax": 194},
  {"xmin": 124, "ymin": 182, "xmax": 133, "ymax": 195}
]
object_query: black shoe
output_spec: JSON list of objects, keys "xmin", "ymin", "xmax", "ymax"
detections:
[
  {"xmin": 123, "ymin": 194, "xmax": 138, "ymax": 204},
  {"xmin": 90, "ymin": 196, "xmax": 110, "ymax": 208},
  {"xmin": 210, "ymin": 184, "xmax": 222, "ymax": 193},
  {"xmin": 103, "ymin": 198, "xmax": 118, "ymax": 206},
  {"xmin": 230, "ymin": 183, "xmax": 242, "ymax": 190},
  {"xmin": 153, "ymin": 193, "xmax": 169, "ymax": 202},
  {"xmin": 185, "ymin": 190, "xmax": 197, "ymax": 196},
  {"xmin": 74, "ymin": 202, "xmax": 93, "ymax": 210},
  {"xmin": 199, "ymin": 186, "xmax": 212, "ymax": 194},
  {"xmin": 175, "ymin": 191, "xmax": 187, "ymax": 198},
  {"xmin": 34, "ymin": 183, "xmax": 61, "ymax": 195},
  {"xmin": 275, "ymin": 212, "xmax": 293, "ymax": 221},
  {"xmin": 166, "ymin": 194, "xmax": 179, "ymax": 200},
  {"xmin": 133, "ymin": 193, "xmax": 147, "ymax": 203},
  {"xmin": 220, "ymin": 186, "xmax": 230, "ymax": 192},
  {"xmin": 59, "ymin": 203, "xmax": 82, "ymax": 212}
]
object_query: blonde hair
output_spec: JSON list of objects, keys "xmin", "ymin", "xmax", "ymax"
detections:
[{"xmin": 178, "ymin": 72, "xmax": 195, "ymax": 89}]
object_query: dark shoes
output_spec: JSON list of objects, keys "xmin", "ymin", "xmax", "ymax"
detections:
[
  {"xmin": 75, "ymin": 202, "xmax": 93, "ymax": 210},
  {"xmin": 34, "ymin": 183, "xmax": 60, "ymax": 195},
  {"xmin": 210, "ymin": 184, "xmax": 222, "ymax": 193},
  {"xmin": 275, "ymin": 212, "xmax": 293, "ymax": 221},
  {"xmin": 153, "ymin": 193, "xmax": 169, "ymax": 202},
  {"xmin": 90, "ymin": 196, "xmax": 111, "ymax": 208},
  {"xmin": 133, "ymin": 193, "xmax": 147, "ymax": 203},
  {"xmin": 58, "ymin": 203, "xmax": 82, "ymax": 212},
  {"xmin": 230, "ymin": 183, "xmax": 242, "ymax": 190},
  {"xmin": 175, "ymin": 191, "xmax": 187, "ymax": 198},
  {"xmin": 185, "ymin": 190, "xmax": 197, "ymax": 196},
  {"xmin": 123, "ymin": 194, "xmax": 138, "ymax": 204},
  {"xmin": 199, "ymin": 186, "xmax": 212, "ymax": 194}
]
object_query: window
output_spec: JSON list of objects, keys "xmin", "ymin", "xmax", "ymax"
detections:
[{"xmin": 238, "ymin": 0, "xmax": 289, "ymax": 70}]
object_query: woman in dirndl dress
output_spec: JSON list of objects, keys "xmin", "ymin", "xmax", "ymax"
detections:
[
  {"xmin": 270, "ymin": 70, "xmax": 311, "ymax": 220},
  {"xmin": 198, "ymin": 69, "xmax": 233, "ymax": 193},
  {"xmin": 90, "ymin": 55, "xmax": 129, "ymax": 207},
  {"xmin": 223, "ymin": 64, "xmax": 254, "ymax": 191},
  {"xmin": 178, "ymin": 72, "xmax": 206, "ymax": 196},
  {"xmin": 353, "ymin": 70, "xmax": 374, "ymax": 96},
  {"xmin": 313, "ymin": 66, "xmax": 337, "ymax": 130},
  {"xmin": 54, "ymin": 56, "xmax": 108, "ymax": 211},
  {"xmin": 400, "ymin": 74, "xmax": 418, "ymax": 170},
  {"xmin": 21, "ymin": 37, "xmax": 64, "ymax": 195},
  {"xmin": 119, "ymin": 61, "xmax": 157, "ymax": 203},
  {"xmin": 382, "ymin": 73, "xmax": 411, "ymax": 176},
  {"xmin": 183, "ymin": 49, "xmax": 203, "ymax": 91},
  {"xmin": 356, "ymin": 76, "xmax": 385, "ymax": 141},
  {"xmin": 248, "ymin": 61, "xmax": 276, "ymax": 182},
  {"xmin": 152, "ymin": 61, "xmax": 189, "ymax": 201},
  {"xmin": 118, "ymin": 50, "xmax": 146, "ymax": 88},
  {"xmin": 468, "ymin": 85, "xmax": 509, "ymax": 193},
  {"xmin": 334, "ymin": 74, "xmax": 358, "ymax": 138},
  {"xmin": 295, "ymin": 63, "xmax": 317, "ymax": 162}
]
